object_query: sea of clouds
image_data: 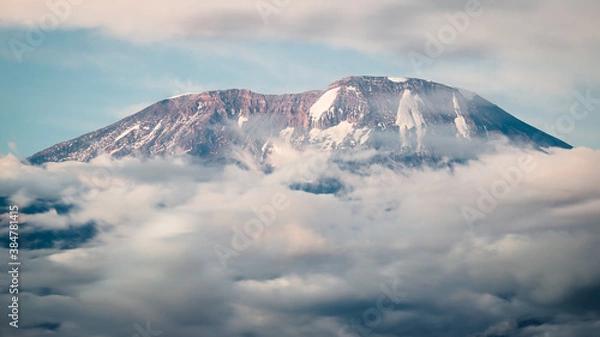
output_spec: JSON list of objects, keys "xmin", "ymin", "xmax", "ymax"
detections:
[{"xmin": 1, "ymin": 142, "xmax": 599, "ymax": 337}]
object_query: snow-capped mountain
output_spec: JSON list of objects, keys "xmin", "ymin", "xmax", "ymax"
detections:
[{"xmin": 28, "ymin": 76, "xmax": 571, "ymax": 165}]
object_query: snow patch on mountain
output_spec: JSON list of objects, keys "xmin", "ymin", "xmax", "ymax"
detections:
[
  {"xmin": 345, "ymin": 86, "xmax": 359, "ymax": 94},
  {"xmin": 141, "ymin": 121, "xmax": 163, "ymax": 143},
  {"xmin": 353, "ymin": 127, "xmax": 371, "ymax": 145},
  {"xmin": 310, "ymin": 87, "xmax": 341, "ymax": 121},
  {"xmin": 279, "ymin": 127, "xmax": 294, "ymax": 143},
  {"xmin": 396, "ymin": 90, "xmax": 427, "ymax": 151},
  {"xmin": 168, "ymin": 92, "xmax": 199, "ymax": 99},
  {"xmin": 309, "ymin": 121, "xmax": 355, "ymax": 150},
  {"xmin": 388, "ymin": 77, "xmax": 408, "ymax": 83},
  {"xmin": 452, "ymin": 94, "xmax": 471, "ymax": 140},
  {"xmin": 238, "ymin": 116, "xmax": 248, "ymax": 128},
  {"xmin": 115, "ymin": 124, "xmax": 140, "ymax": 142}
]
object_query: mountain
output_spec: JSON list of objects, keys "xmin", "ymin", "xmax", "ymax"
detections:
[{"xmin": 27, "ymin": 76, "xmax": 571, "ymax": 165}]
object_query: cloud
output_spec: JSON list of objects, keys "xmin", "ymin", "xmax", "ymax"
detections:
[
  {"xmin": 1, "ymin": 1, "xmax": 598, "ymax": 76},
  {"xmin": 3, "ymin": 1, "xmax": 597, "ymax": 53},
  {"xmin": 1, "ymin": 143, "xmax": 600, "ymax": 336}
]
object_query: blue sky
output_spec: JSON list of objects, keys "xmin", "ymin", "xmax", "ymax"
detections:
[{"xmin": 1, "ymin": 0, "xmax": 599, "ymax": 156}]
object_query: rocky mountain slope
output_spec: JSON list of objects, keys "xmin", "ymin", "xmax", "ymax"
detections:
[{"xmin": 28, "ymin": 76, "xmax": 571, "ymax": 165}]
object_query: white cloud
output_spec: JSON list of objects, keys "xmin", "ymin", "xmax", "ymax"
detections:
[
  {"xmin": 2, "ymin": 1, "xmax": 598, "ymax": 79},
  {"xmin": 1, "ymin": 144, "xmax": 600, "ymax": 336}
]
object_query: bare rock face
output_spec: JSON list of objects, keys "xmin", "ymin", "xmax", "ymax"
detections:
[{"xmin": 28, "ymin": 76, "xmax": 571, "ymax": 165}]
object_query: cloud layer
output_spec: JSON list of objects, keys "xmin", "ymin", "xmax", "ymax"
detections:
[
  {"xmin": 2, "ymin": 0, "xmax": 599, "ymax": 85},
  {"xmin": 1, "ymin": 143, "xmax": 600, "ymax": 336}
]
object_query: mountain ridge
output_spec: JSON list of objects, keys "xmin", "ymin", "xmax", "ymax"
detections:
[{"xmin": 28, "ymin": 76, "xmax": 572, "ymax": 165}]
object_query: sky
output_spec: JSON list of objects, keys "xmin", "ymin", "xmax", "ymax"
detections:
[
  {"xmin": 1, "ymin": 2, "xmax": 600, "ymax": 336},
  {"xmin": 0, "ymin": 0, "xmax": 599, "ymax": 157}
]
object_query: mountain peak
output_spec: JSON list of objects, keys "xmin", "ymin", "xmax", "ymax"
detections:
[
  {"xmin": 329, "ymin": 75, "xmax": 402, "ymax": 89},
  {"xmin": 27, "ymin": 76, "xmax": 571, "ymax": 165},
  {"xmin": 328, "ymin": 76, "xmax": 445, "ymax": 89}
]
